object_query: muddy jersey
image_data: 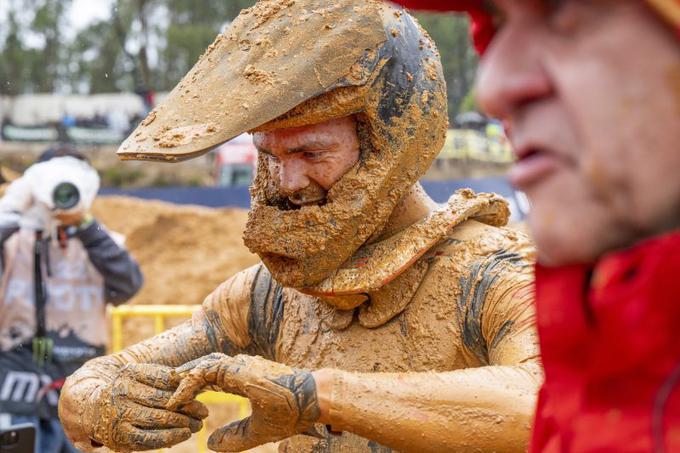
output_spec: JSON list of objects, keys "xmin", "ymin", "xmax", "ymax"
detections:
[
  {"xmin": 201, "ymin": 219, "xmax": 538, "ymax": 452},
  {"xmin": 0, "ymin": 222, "xmax": 143, "ymax": 417}
]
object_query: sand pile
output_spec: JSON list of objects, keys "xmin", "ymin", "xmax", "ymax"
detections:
[{"xmin": 93, "ymin": 196, "xmax": 259, "ymax": 307}]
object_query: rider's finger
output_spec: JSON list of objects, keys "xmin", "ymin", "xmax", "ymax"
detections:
[
  {"xmin": 125, "ymin": 363, "xmax": 181, "ymax": 390},
  {"xmin": 126, "ymin": 402, "xmax": 203, "ymax": 433},
  {"xmin": 115, "ymin": 423, "xmax": 193, "ymax": 451},
  {"xmin": 208, "ymin": 417, "xmax": 281, "ymax": 452},
  {"xmin": 167, "ymin": 370, "xmax": 209, "ymax": 411}
]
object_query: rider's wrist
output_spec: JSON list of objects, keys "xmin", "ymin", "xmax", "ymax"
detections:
[{"xmin": 312, "ymin": 368, "xmax": 334, "ymax": 425}]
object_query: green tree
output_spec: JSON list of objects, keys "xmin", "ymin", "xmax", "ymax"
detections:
[
  {"xmin": 0, "ymin": 0, "xmax": 479, "ymax": 121},
  {"xmin": 0, "ymin": 11, "xmax": 27, "ymax": 95},
  {"xmin": 158, "ymin": 0, "xmax": 254, "ymax": 90},
  {"xmin": 71, "ymin": 18, "xmax": 129, "ymax": 93},
  {"xmin": 0, "ymin": 0, "xmax": 72, "ymax": 94},
  {"xmin": 415, "ymin": 12, "xmax": 479, "ymax": 119},
  {"xmin": 29, "ymin": 0, "xmax": 71, "ymax": 92}
]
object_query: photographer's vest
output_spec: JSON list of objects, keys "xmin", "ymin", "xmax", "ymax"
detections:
[{"xmin": 0, "ymin": 228, "xmax": 107, "ymax": 417}]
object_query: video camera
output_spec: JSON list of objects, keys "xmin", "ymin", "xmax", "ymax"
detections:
[
  {"xmin": 22, "ymin": 156, "xmax": 100, "ymax": 216},
  {"xmin": 52, "ymin": 182, "xmax": 80, "ymax": 211}
]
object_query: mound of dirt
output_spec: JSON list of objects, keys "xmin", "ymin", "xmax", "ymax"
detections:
[
  {"xmin": 92, "ymin": 196, "xmax": 259, "ymax": 352},
  {"xmin": 93, "ymin": 196, "xmax": 259, "ymax": 307}
]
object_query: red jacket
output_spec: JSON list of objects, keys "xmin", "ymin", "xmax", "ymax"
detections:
[
  {"xmin": 390, "ymin": 1, "xmax": 680, "ymax": 450},
  {"xmin": 533, "ymin": 232, "xmax": 680, "ymax": 452}
]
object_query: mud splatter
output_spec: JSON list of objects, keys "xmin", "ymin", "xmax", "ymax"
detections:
[
  {"xmin": 140, "ymin": 110, "xmax": 156, "ymax": 126},
  {"xmin": 117, "ymin": 0, "xmax": 387, "ymax": 162},
  {"xmin": 275, "ymin": 214, "xmax": 539, "ymax": 452},
  {"xmin": 156, "ymin": 124, "xmax": 217, "ymax": 148},
  {"xmin": 243, "ymin": 64, "xmax": 276, "ymax": 85}
]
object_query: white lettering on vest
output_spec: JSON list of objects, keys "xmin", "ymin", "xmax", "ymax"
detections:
[{"xmin": 0, "ymin": 372, "xmax": 59, "ymax": 406}]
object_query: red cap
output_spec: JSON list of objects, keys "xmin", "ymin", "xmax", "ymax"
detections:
[
  {"xmin": 393, "ymin": 0, "xmax": 680, "ymax": 54},
  {"xmin": 391, "ymin": 0, "xmax": 495, "ymax": 53}
]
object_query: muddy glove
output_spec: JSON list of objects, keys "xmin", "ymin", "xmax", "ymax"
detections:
[
  {"xmin": 59, "ymin": 361, "xmax": 208, "ymax": 452},
  {"xmin": 168, "ymin": 353, "xmax": 323, "ymax": 452}
]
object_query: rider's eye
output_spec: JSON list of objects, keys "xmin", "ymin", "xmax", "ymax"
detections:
[{"xmin": 303, "ymin": 151, "xmax": 322, "ymax": 160}]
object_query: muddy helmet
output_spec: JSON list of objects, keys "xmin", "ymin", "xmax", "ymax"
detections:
[{"xmin": 119, "ymin": 0, "xmax": 448, "ymax": 287}]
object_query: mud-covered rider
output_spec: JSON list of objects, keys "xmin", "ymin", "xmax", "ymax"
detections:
[{"xmin": 60, "ymin": 1, "xmax": 541, "ymax": 452}]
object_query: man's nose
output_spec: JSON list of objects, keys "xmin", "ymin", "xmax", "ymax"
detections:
[
  {"xmin": 476, "ymin": 27, "xmax": 552, "ymax": 121},
  {"xmin": 278, "ymin": 159, "xmax": 310, "ymax": 194}
]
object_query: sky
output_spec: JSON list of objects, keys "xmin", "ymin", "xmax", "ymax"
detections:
[
  {"xmin": 0, "ymin": 0, "xmax": 114, "ymax": 44},
  {"xmin": 68, "ymin": 0, "xmax": 113, "ymax": 32}
]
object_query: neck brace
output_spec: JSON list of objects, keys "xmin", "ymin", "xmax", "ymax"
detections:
[{"xmin": 302, "ymin": 189, "xmax": 510, "ymax": 328}]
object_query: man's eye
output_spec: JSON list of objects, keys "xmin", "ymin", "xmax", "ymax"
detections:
[
  {"xmin": 266, "ymin": 154, "xmax": 280, "ymax": 163},
  {"xmin": 544, "ymin": 0, "xmax": 569, "ymax": 14},
  {"xmin": 303, "ymin": 152, "xmax": 322, "ymax": 160},
  {"xmin": 544, "ymin": 0, "xmax": 564, "ymax": 8},
  {"xmin": 545, "ymin": 0, "xmax": 580, "ymax": 31}
]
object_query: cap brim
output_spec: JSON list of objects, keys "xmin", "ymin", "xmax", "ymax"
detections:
[{"xmin": 118, "ymin": 0, "xmax": 388, "ymax": 162}]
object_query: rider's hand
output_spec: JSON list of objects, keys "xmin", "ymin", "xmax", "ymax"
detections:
[
  {"xmin": 60, "ymin": 360, "xmax": 208, "ymax": 452},
  {"xmin": 168, "ymin": 353, "xmax": 323, "ymax": 452}
]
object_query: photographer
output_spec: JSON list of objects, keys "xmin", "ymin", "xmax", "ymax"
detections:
[{"xmin": 0, "ymin": 147, "xmax": 143, "ymax": 453}]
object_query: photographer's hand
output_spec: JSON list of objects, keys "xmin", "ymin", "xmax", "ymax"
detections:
[
  {"xmin": 56, "ymin": 211, "xmax": 91, "ymax": 227},
  {"xmin": 0, "ymin": 177, "xmax": 33, "ymax": 226}
]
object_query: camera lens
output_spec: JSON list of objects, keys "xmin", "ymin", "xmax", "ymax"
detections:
[{"xmin": 52, "ymin": 182, "xmax": 80, "ymax": 210}]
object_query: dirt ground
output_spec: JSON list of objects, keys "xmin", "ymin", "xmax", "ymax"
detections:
[
  {"xmin": 92, "ymin": 196, "xmax": 274, "ymax": 453},
  {"xmin": 93, "ymin": 196, "xmax": 259, "ymax": 308}
]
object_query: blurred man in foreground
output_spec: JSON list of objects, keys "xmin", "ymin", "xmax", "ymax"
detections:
[
  {"xmin": 0, "ymin": 147, "xmax": 143, "ymax": 453},
  {"xmin": 59, "ymin": 1, "xmax": 541, "ymax": 452},
  {"xmin": 395, "ymin": 0, "xmax": 680, "ymax": 451}
]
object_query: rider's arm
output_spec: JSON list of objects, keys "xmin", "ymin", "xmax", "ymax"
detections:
[
  {"xmin": 314, "ymin": 259, "xmax": 541, "ymax": 452},
  {"xmin": 59, "ymin": 264, "xmax": 266, "ymax": 451},
  {"xmin": 75, "ymin": 221, "xmax": 144, "ymax": 305}
]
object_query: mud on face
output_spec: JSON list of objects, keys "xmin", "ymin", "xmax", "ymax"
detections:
[{"xmin": 253, "ymin": 116, "xmax": 362, "ymax": 211}]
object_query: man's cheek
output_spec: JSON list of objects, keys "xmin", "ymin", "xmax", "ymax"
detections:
[
  {"xmin": 311, "ymin": 168, "xmax": 339, "ymax": 190},
  {"xmin": 268, "ymin": 163, "xmax": 281, "ymax": 184},
  {"xmin": 528, "ymin": 168, "xmax": 608, "ymax": 264}
]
